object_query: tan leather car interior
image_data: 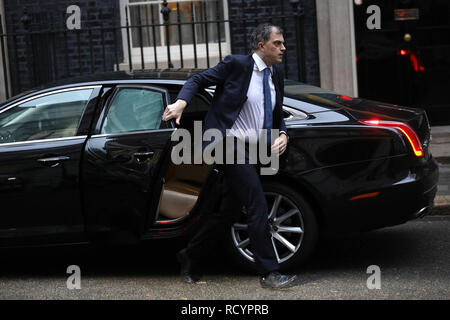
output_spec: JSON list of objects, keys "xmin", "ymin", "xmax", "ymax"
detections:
[{"xmin": 158, "ymin": 163, "xmax": 211, "ymax": 220}]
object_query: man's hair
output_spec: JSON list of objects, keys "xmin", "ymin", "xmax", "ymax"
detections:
[{"xmin": 250, "ymin": 23, "xmax": 283, "ymax": 51}]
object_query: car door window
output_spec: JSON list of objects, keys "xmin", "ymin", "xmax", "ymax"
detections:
[
  {"xmin": 0, "ymin": 88, "xmax": 93, "ymax": 144},
  {"xmin": 101, "ymin": 88, "xmax": 164, "ymax": 134}
]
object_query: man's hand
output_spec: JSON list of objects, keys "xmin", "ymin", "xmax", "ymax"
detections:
[
  {"xmin": 271, "ymin": 133, "xmax": 288, "ymax": 155},
  {"xmin": 162, "ymin": 99, "xmax": 187, "ymax": 125}
]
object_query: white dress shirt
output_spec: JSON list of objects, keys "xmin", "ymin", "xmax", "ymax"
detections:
[{"xmin": 228, "ymin": 52, "xmax": 276, "ymax": 143}]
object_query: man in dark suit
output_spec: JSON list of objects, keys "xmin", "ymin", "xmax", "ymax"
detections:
[{"xmin": 162, "ymin": 23, "xmax": 297, "ymax": 289}]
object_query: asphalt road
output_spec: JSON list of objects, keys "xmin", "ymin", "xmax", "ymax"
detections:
[{"xmin": 0, "ymin": 215, "xmax": 449, "ymax": 300}]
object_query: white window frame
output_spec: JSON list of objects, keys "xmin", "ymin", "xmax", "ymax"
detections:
[{"xmin": 118, "ymin": 0, "xmax": 231, "ymax": 69}]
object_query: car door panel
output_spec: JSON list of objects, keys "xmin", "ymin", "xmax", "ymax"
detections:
[
  {"xmin": 82, "ymin": 85, "xmax": 175, "ymax": 242},
  {"xmin": 0, "ymin": 138, "xmax": 86, "ymax": 241}
]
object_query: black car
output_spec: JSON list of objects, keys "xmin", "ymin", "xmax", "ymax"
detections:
[{"xmin": 0, "ymin": 70, "xmax": 439, "ymax": 271}]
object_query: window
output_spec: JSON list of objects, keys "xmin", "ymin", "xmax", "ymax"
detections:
[
  {"xmin": 128, "ymin": 0, "xmax": 225, "ymax": 47},
  {"xmin": 120, "ymin": 0, "xmax": 231, "ymax": 68},
  {"xmin": 0, "ymin": 89, "xmax": 93, "ymax": 143},
  {"xmin": 101, "ymin": 87, "xmax": 165, "ymax": 134}
]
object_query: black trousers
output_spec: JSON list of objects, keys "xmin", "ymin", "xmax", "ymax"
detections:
[{"xmin": 186, "ymin": 142, "xmax": 280, "ymax": 275}]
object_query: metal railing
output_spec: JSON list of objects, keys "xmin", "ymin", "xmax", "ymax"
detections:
[{"xmin": 0, "ymin": 0, "xmax": 305, "ymax": 101}]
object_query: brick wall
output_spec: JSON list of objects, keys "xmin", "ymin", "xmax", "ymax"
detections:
[
  {"xmin": 227, "ymin": 0, "xmax": 320, "ymax": 86},
  {"xmin": 3, "ymin": 0, "xmax": 122, "ymax": 95},
  {"xmin": 2, "ymin": 0, "xmax": 320, "ymax": 95}
]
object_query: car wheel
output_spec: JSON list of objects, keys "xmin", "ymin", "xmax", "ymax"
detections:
[{"xmin": 225, "ymin": 181, "xmax": 318, "ymax": 272}]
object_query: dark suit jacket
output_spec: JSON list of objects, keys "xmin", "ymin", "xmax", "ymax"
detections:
[{"xmin": 177, "ymin": 54, "xmax": 287, "ymax": 140}]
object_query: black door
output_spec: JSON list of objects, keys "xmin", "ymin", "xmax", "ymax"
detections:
[
  {"xmin": 354, "ymin": 0, "xmax": 450, "ymax": 125},
  {"xmin": 83, "ymin": 85, "xmax": 175, "ymax": 242},
  {"xmin": 0, "ymin": 86, "xmax": 100, "ymax": 245}
]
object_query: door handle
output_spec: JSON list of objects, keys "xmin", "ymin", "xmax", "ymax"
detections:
[
  {"xmin": 37, "ymin": 156, "xmax": 70, "ymax": 167},
  {"xmin": 133, "ymin": 151, "xmax": 154, "ymax": 162}
]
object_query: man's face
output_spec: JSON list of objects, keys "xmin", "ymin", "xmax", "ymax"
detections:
[{"xmin": 259, "ymin": 29, "xmax": 286, "ymax": 66}]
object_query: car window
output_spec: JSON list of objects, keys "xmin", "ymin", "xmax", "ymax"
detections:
[
  {"xmin": 0, "ymin": 90, "xmax": 36, "ymax": 109},
  {"xmin": 0, "ymin": 88, "xmax": 93, "ymax": 144},
  {"xmin": 101, "ymin": 88, "xmax": 164, "ymax": 134}
]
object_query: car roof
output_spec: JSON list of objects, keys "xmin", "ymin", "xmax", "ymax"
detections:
[
  {"xmin": 41, "ymin": 69, "xmax": 204, "ymax": 89},
  {"xmin": 0, "ymin": 69, "xmax": 351, "ymax": 115},
  {"xmin": 0, "ymin": 69, "xmax": 203, "ymax": 108}
]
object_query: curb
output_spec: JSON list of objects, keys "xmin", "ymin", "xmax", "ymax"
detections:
[
  {"xmin": 434, "ymin": 195, "xmax": 450, "ymax": 205},
  {"xmin": 430, "ymin": 195, "xmax": 450, "ymax": 215},
  {"xmin": 429, "ymin": 128, "xmax": 449, "ymax": 215}
]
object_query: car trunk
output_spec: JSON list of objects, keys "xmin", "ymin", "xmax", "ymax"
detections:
[
  {"xmin": 295, "ymin": 90, "xmax": 432, "ymax": 153},
  {"xmin": 337, "ymin": 98, "xmax": 432, "ymax": 152}
]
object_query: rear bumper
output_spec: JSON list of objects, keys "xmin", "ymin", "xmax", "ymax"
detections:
[
  {"xmin": 408, "ymin": 184, "xmax": 437, "ymax": 219},
  {"xmin": 319, "ymin": 155, "xmax": 439, "ymax": 233},
  {"xmin": 404, "ymin": 156, "xmax": 439, "ymax": 220}
]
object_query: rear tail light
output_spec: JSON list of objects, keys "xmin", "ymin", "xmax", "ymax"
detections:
[{"xmin": 360, "ymin": 120, "xmax": 423, "ymax": 157}]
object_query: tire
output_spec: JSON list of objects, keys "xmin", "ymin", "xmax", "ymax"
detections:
[{"xmin": 224, "ymin": 181, "xmax": 319, "ymax": 272}]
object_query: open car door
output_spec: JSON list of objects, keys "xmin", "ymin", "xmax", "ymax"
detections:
[
  {"xmin": 141, "ymin": 92, "xmax": 226, "ymax": 239},
  {"xmin": 82, "ymin": 85, "xmax": 175, "ymax": 243}
]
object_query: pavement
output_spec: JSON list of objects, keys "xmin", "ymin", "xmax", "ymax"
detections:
[
  {"xmin": 430, "ymin": 126, "xmax": 450, "ymax": 213},
  {"xmin": 1, "ymin": 216, "xmax": 449, "ymax": 299}
]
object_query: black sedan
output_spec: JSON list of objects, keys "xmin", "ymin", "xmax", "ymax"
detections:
[{"xmin": 0, "ymin": 70, "xmax": 439, "ymax": 271}]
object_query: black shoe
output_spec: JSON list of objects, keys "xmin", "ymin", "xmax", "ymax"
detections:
[
  {"xmin": 260, "ymin": 272, "xmax": 297, "ymax": 289},
  {"xmin": 176, "ymin": 248, "xmax": 201, "ymax": 284}
]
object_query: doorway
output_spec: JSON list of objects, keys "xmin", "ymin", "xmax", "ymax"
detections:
[{"xmin": 354, "ymin": 0, "xmax": 450, "ymax": 125}]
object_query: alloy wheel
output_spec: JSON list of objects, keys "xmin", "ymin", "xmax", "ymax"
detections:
[{"xmin": 231, "ymin": 192, "xmax": 305, "ymax": 264}]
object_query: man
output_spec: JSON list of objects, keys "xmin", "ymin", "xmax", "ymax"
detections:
[{"xmin": 162, "ymin": 23, "xmax": 297, "ymax": 289}]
